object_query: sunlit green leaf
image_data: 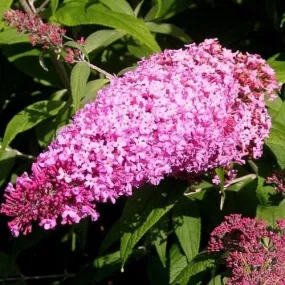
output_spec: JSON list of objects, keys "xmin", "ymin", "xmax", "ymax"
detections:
[
  {"xmin": 1, "ymin": 101, "xmax": 65, "ymax": 151},
  {"xmin": 169, "ymin": 244, "xmax": 188, "ymax": 283},
  {"xmin": 85, "ymin": 30, "xmax": 126, "ymax": 53},
  {"xmin": 257, "ymin": 199, "xmax": 285, "ymax": 227},
  {"xmin": 54, "ymin": 2, "xmax": 160, "ymax": 53},
  {"xmin": 268, "ymin": 53, "xmax": 285, "ymax": 83},
  {"xmin": 172, "ymin": 198, "xmax": 201, "ymax": 263},
  {"xmin": 145, "ymin": 0, "xmax": 192, "ymax": 21},
  {"xmin": 70, "ymin": 61, "xmax": 90, "ymax": 111},
  {"xmin": 99, "ymin": 0, "xmax": 134, "ymax": 15},
  {"xmin": 171, "ymin": 252, "xmax": 216, "ymax": 285},
  {"xmin": 120, "ymin": 180, "xmax": 186, "ymax": 268},
  {"xmin": 146, "ymin": 22, "xmax": 192, "ymax": 43},
  {"xmin": 266, "ymin": 122, "xmax": 285, "ymax": 169},
  {"xmin": 51, "ymin": 0, "xmax": 59, "ymax": 14},
  {"xmin": 0, "ymin": 0, "xmax": 13, "ymax": 28}
]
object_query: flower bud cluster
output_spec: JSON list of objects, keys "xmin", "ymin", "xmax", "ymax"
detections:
[
  {"xmin": 4, "ymin": 9, "xmax": 65, "ymax": 52},
  {"xmin": 208, "ymin": 214, "xmax": 285, "ymax": 284}
]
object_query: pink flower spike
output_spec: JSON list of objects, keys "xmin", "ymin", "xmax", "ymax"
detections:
[{"xmin": 0, "ymin": 39, "xmax": 279, "ymax": 236}]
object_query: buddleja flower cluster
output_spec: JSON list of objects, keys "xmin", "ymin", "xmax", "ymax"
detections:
[
  {"xmin": 1, "ymin": 39, "xmax": 279, "ymax": 236},
  {"xmin": 4, "ymin": 9, "xmax": 65, "ymax": 52},
  {"xmin": 208, "ymin": 214, "xmax": 285, "ymax": 284},
  {"xmin": 4, "ymin": 9, "xmax": 85, "ymax": 62}
]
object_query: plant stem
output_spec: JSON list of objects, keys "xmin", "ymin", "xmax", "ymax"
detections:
[
  {"xmin": 87, "ymin": 62, "xmax": 115, "ymax": 80},
  {"xmin": 184, "ymin": 173, "xmax": 257, "ymax": 197},
  {"xmin": 19, "ymin": 0, "xmax": 33, "ymax": 14},
  {"xmin": 51, "ymin": 54, "xmax": 71, "ymax": 93},
  {"xmin": 226, "ymin": 174, "xmax": 257, "ymax": 187},
  {"xmin": 0, "ymin": 146, "xmax": 35, "ymax": 161},
  {"xmin": 20, "ymin": 0, "xmax": 71, "ymax": 94},
  {"xmin": 37, "ymin": 0, "xmax": 50, "ymax": 12},
  {"xmin": 28, "ymin": 0, "xmax": 37, "ymax": 13}
]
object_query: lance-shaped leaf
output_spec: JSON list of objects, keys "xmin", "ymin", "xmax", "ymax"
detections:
[
  {"xmin": 55, "ymin": 2, "xmax": 160, "ymax": 53},
  {"xmin": 120, "ymin": 179, "xmax": 186, "ymax": 269},
  {"xmin": 171, "ymin": 252, "xmax": 216, "ymax": 285},
  {"xmin": 70, "ymin": 61, "xmax": 90, "ymax": 111},
  {"xmin": 1, "ymin": 100, "xmax": 65, "ymax": 151},
  {"xmin": 172, "ymin": 197, "xmax": 201, "ymax": 263}
]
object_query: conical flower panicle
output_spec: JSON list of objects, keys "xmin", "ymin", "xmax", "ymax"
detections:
[{"xmin": 1, "ymin": 39, "xmax": 279, "ymax": 236}]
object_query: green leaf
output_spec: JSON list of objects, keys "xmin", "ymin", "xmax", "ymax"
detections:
[
  {"xmin": 85, "ymin": 29, "xmax": 126, "ymax": 53},
  {"xmin": 169, "ymin": 244, "xmax": 188, "ymax": 283},
  {"xmin": 0, "ymin": 149, "xmax": 16, "ymax": 187},
  {"xmin": 282, "ymin": 13, "xmax": 285, "ymax": 27},
  {"xmin": 256, "ymin": 175, "xmax": 276, "ymax": 206},
  {"xmin": 84, "ymin": 79, "xmax": 109, "ymax": 95},
  {"xmin": 145, "ymin": 0, "xmax": 191, "ymax": 21},
  {"xmin": 70, "ymin": 61, "xmax": 90, "ymax": 111},
  {"xmin": 265, "ymin": 122, "xmax": 285, "ymax": 169},
  {"xmin": 120, "ymin": 179, "xmax": 186, "ymax": 268},
  {"xmin": 99, "ymin": 218, "xmax": 121, "ymax": 254},
  {"xmin": 51, "ymin": 0, "xmax": 59, "ymax": 14},
  {"xmin": 0, "ymin": 0, "xmax": 13, "ymax": 28},
  {"xmin": 74, "ymin": 218, "xmax": 89, "ymax": 253},
  {"xmin": 172, "ymin": 198, "xmax": 201, "ymax": 263},
  {"xmin": 266, "ymin": 94, "xmax": 283, "ymax": 119},
  {"xmin": 146, "ymin": 22, "xmax": 192, "ymax": 43},
  {"xmin": 99, "ymin": 0, "xmax": 134, "ymax": 15},
  {"xmin": 94, "ymin": 251, "xmax": 121, "ymax": 269},
  {"xmin": 54, "ymin": 98, "xmax": 74, "ymax": 134},
  {"xmin": 117, "ymin": 65, "xmax": 137, "ymax": 77},
  {"xmin": 256, "ymin": 199, "xmax": 285, "ymax": 227},
  {"xmin": 134, "ymin": 0, "xmax": 144, "ymax": 17},
  {"xmin": 81, "ymin": 79, "xmax": 109, "ymax": 105},
  {"xmin": 215, "ymin": 167, "xmax": 226, "ymax": 209},
  {"xmin": 0, "ymin": 28, "xmax": 29, "ymax": 45},
  {"xmin": 1, "ymin": 101, "xmax": 65, "ymax": 151},
  {"xmin": 267, "ymin": 53, "xmax": 285, "ymax": 83},
  {"xmin": 215, "ymin": 168, "xmax": 225, "ymax": 190},
  {"xmin": 171, "ymin": 252, "xmax": 216, "ymax": 285},
  {"xmin": 1, "ymin": 44, "xmax": 62, "ymax": 87},
  {"xmin": 208, "ymin": 275, "xmax": 224, "ymax": 285},
  {"xmin": 54, "ymin": 2, "xmax": 161, "ymax": 53},
  {"xmin": 266, "ymin": 91, "xmax": 285, "ymax": 125},
  {"xmin": 36, "ymin": 117, "xmax": 57, "ymax": 148},
  {"xmin": 151, "ymin": 215, "xmax": 169, "ymax": 268},
  {"xmin": 156, "ymin": 0, "xmax": 162, "ymax": 18},
  {"xmin": 127, "ymin": 44, "xmax": 152, "ymax": 59},
  {"xmin": 74, "ymin": 251, "xmax": 121, "ymax": 285}
]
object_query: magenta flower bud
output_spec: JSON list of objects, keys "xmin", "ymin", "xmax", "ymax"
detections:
[
  {"xmin": 208, "ymin": 214, "xmax": 285, "ymax": 284},
  {"xmin": 4, "ymin": 9, "xmax": 66, "ymax": 51}
]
